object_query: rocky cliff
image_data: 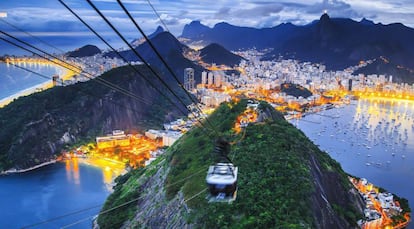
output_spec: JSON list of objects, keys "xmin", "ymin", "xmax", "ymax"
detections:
[
  {"xmin": 0, "ymin": 65, "xmax": 188, "ymax": 171},
  {"xmin": 97, "ymin": 100, "xmax": 365, "ymax": 228}
]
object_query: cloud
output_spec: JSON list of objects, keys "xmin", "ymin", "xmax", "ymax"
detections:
[
  {"xmin": 214, "ymin": 7, "xmax": 231, "ymax": 19},
  {"xmin": 306, "ymin": 0, "xmax": 362, "ymax": 18},
  {"xmin": 214, "ymin": 3, "xmax": 284, "ymax": 20}
]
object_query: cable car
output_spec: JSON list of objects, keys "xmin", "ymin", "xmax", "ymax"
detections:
[
  {"xmin": 206, "ymin": 138, "xmax": 238, "ymax": 203},
  {"xmin": 206, "ymin": 163, "xmax": 238, "ymax": 202}
]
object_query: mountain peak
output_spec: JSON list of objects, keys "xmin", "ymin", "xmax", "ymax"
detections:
[
  {"xmin": 181, "ymin": 20, "xmax": 210, "ymax": 38},
  {"xmin": 360, "ymin": 18, "xmax": 375, "ymax": 25},
  {"xmin": 214, "ymin": 22, "xmax": 232, "ymax": 28},
  {"xmin": 148, "ymin": 26, "xmax": 164, "ymax": 39},
  {"xmin": 320, "ymin": 13, "xmax": 331, "ymax": 22},
  {"xmin": 66, "ymin": 44, "xmax": 101, "ymax": 58},
  {"xmin": 200, "ymin": 43, "xmax": 244, "ymax": 66}
]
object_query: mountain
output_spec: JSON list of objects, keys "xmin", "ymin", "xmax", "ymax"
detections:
[
  {"xmin": 66, "ymin": 44, "xmax": 101, "ymax": 57},
  {"xmin": 181, "ymin": 21, "xmax": 210, "ymax": 39},
  {"xmin": 148, "ymin": 26, "xmax": 165, "ymax": 39},
  {"xmin": 0, "ymin": 65, "xmax": 189, "ymax": 171},
  {"xmin": 181, "ymin": 21, "xmax": 297, "ymax": 51},
  {"xmin": 180, "ymin": 14, "xmax": 414, "ymax": 81},
  {"xmin": 355, "ymin": 57, "xmax": 414, "ymax": 84},
  {"xmin": 264, "ymin": 13, "xmax": 414, "ymax": 70},
  {"xmin": 105, "ymin": 31, "xmax": 205, "ymax": 84},
  {"xmin": 97, "ymin": 100, "xmax": 364, "ymax": 228},
  {"xmin": 199, "ymin": 43, "xmax": 244, "ymax": 66},
  {"xmin": 130, "ymin": 26, "xmax": 165, "ymax": 47}
]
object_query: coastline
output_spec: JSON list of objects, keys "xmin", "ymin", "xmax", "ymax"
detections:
[
  {"xmin": 0, "ymin": 64, "xmax": 76, "ymax": 108},
  {"xmin": 0, "ymin": 159, "xmax": 57, "ymax": 175}
]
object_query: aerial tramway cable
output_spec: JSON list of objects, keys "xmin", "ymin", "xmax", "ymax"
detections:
[
  {"xmin": 85, "ymin": 0, "xmax": 218, "ymax": 136},
  {"xmin": 58, "ymin": 0, "xmax": 190, "ymax": 116},
  {"xmin": 2, "ymin": 1, "xmax": 240, "ymax": 227},
  {"xmin": 116, "ymin": 0, "xmax": 219, "ymax": 137},
  {"xmin": 145, "ymin": 0, "xmax": 170, "ymax": 33},
  {"xmin": 0, "ymin": 34, "xmax": 155, "ymax": 106},
  {"xmin": 0, "ymin": 18, "xmax": 66, "ymax": 54}
]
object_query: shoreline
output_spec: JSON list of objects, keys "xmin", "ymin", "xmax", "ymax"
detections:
[
  {"xmin": 0, "ymin": 63, "xmax": 76, "ymax": 108},
  {"xmin": 0, "ymin": 159, "xmax": 57, "ymax": 175}
]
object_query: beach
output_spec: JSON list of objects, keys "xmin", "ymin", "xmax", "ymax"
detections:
[{"xmin": 0, "ymin": 63, "xmax": 76, "ymax": 108}]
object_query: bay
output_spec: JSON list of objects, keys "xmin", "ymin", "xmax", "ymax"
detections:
[
  {"xmin": 0, "ymin": 159, "xmax": 112, "ymax": 229},
  {"xmin": 292, "ymin": 98, "xmax": 414, "ymax": 228}
]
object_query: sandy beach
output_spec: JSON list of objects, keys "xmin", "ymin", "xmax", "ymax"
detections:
[{"xmin": 0, "ymin": 63, "xmax": 76, "ymax": 108}]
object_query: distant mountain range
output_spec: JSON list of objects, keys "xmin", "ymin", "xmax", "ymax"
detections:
[{"xmin": 180, "ymin": 14, "xmax": 414, "ymax": 82}]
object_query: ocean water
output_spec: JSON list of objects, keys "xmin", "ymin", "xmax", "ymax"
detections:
[
  {"xmin": 0, "ymin": 62, "xmax": 65, "ymax": 100},
  {"xmin": 292, "ymin": 99, "xmax": 414, "ymax": 228},
  {"xmin": 0, "ymin": 159, "xmax": 113, "ymax": 229}
]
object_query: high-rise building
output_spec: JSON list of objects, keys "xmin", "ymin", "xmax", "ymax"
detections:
[
  {"xmin": 201, "ymin": 71, "xmax": 207, "ymax": 85},
  {"xmin": 208, "ymin": 72, "xmax": 214, "ymax": 85},
  {"xmin": 184, "ymin": 68, "xmax": 195, "ymax": 91},
  {"xmin": 214, "ymin": 72, "xmax": 222, "ymax": 87}
]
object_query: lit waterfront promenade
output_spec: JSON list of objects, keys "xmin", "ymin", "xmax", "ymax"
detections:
[{"xmin": 0, "ymin": 57, "xmax": 78, "ymax": 108}]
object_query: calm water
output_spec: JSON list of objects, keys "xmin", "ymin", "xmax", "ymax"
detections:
[
  {"xmin": 292, "ymin": 98, "xmax": 414, "ymax": 228},
  {"xmin": 0, "ymin": 62, "xmax": 65, "ymax": 100},
  {"xmin": 0, "ymin": 159, "xmax": 112, "ymax": 229}
]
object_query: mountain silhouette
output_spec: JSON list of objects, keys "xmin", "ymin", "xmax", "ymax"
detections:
[
  {"xmin": 105, "ymin": 32, "xmax": 204, "ymax": 84},
  {"xmin": 181, "ymin": 14, "xmax": 414, "ymax": 80},
  {"xmin": 66, "ymin": 44, "xmax": 101, "ymax": 57},
  {"xmin": 199, "ymin": 43, "xmax": 244, "ymax": 66}
]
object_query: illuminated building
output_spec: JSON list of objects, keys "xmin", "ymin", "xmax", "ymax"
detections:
[
  {"xmin": 208, "ymin": 72, "xmax": 214, "ymax": 85},
  {"xmin": 214, "ymin": 72, "xmax": 222, "ymax": 87},
  {"xmin": 201, "ymin": 71, "xmax": 207, "ymax": 85},
  {"xmin": 184, "ymin": 68, "xmax": 195, "ymax": 91},
  {"xmin": 162, "ymin": 131, "xmax": 182, "ymax": 146},
  {"xmin": 96, "ymin": 130, "xmax": 130, "ymax": 150},
  {"xmin": 145, "ymin": 129, "xmax": 164, "ymax": 140}
]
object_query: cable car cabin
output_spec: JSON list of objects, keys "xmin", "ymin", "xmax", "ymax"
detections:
[{"xmin": 206, "ymin": 163, "xmax": 238, "ymax": 203}]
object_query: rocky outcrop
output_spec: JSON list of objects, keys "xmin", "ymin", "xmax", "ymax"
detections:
[
  {"xmin": 126, "ymin": 162, "xmax": 192, "ymax": 229},
  {"xmin": 309, "ymin": 154, "xmax": 364, "ymax": 228}
]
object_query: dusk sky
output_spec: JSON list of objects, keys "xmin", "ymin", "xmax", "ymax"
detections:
[{"xmin": 1, "ymin": 0, "xmax": 414, "ymax": 53}]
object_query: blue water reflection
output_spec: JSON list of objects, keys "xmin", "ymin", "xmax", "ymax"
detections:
[{"xmin": 292, "ymin": 98, "xmax": 414, "ymax": 228}]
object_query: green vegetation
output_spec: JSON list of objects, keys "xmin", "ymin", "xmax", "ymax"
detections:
[
  {"xmin": 165, "ymin": 101, "xmax": 358, "ymax": 228},
  {"xmin": 98, "ymin": 100, "xmax": 362, "ymax": 228},
  {"xmin": 0, "ymin": 64, "xmax": 187, "ymax": 170},
  {"xmin": 280, "ymin": 83, "xmax": 313, "ymax": 98}
]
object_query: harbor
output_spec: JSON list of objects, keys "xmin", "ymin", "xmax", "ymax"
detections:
[{"xmin": 292, "ymin": 98, "xmax": 414, "ymax": 228}]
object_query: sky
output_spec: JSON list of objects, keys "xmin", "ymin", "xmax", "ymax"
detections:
[{"xmin": 1, "ymin": 0, "xmax": 414, "ymax": 53}]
